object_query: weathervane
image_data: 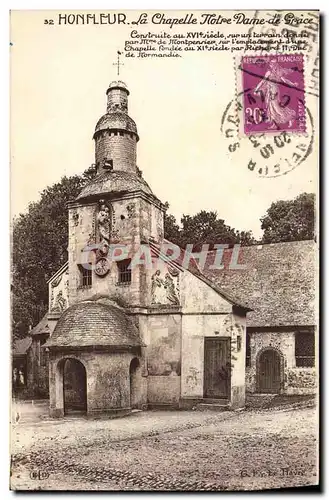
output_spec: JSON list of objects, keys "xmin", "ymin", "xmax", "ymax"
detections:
[{"xmin": 113, "ymin": 51, "xmax": 124, "ymax": 76}]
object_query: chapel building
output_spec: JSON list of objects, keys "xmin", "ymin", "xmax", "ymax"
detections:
[
  {"xmin": 42, "ymin": 80, "xmax": 249, "ymax": 417},
  {"xmin": 13, "ymin": 80, "xmax": 317, "ymax": 415}
]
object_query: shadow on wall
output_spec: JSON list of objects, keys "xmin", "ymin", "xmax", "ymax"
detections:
[
  {"xmin": 147, "ymin": 331, "xmax": 181, "ymax": 376},
  {"xmin": 63, "ymin": 358, "xmax": 87, "ymax": 414}
]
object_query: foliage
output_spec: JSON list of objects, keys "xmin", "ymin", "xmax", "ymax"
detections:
[
  {"xmin": 261, "ymin": 193, "xmax": 315, "ymax": 244},
  {"xmin": 12, "ymin": 169, "xmax": 95, "ymax": 340},
  {"xmin": 164, "ymin": 207, "xmax": 256, "ymax": 250}
]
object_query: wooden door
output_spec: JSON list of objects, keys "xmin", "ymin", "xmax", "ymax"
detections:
[
  {"xmin": 258, "ymin": 349, "xmax": 281, "ymax": 394},
  {"xmin": 204, "ymin": 338, "xmax": 231, "ymax": 399}
]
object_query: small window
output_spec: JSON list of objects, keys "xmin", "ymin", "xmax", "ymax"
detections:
[
  {"xmin": 295, "ymin": 331, "xmax": 315, "ymax": 367},
  {"xmin": 119, "ymin": 131, "xmax": 124, "ymax": 137},
  {"xmin": 103, "ymin": 159, "xmax": 113, "ymax": 171},
  {"xmin": 246, "ymin": 332, "xmax": 251, "ymax": 367},
  {"xmin": 237, "ymin": 335, "xmax": 242, "ymax": 352},
  {"xmin": 79, "ymin": 264, "xmax": 92, "ymax": 287},
  {"xmin": 40, "ymin": 338, "xmax": 48, "ymax": 365},
  {"xmin": 117, "ymin": 259, "xmax": 132, "ymax": 284}
]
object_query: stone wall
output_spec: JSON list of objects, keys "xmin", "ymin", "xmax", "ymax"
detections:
[
  {"xmin": 180, "ymin": 271, "xmax": 233, "ymax": 314},
  {"xmin": 181, "ymin": 312, "xmax": 246, "ymax": 407},
  {"xmin": 48, "ymin": 350, "xmax": 146, "ymax": 417},
  {"xmin": 95, "ymin": 131, "xmax": 137, "ymax": 171},
  {"xmin": 68, "ymin": 199, "xmax": 142, "ymax": 307},
  {"xmin": 139, "ymin": 312, "xmax": 182, "ymax": 407},
  {"xmin": 247, "ymin": 329, "xmax": 317, "ymax": 395},
  {"xmin": 286, "ymin": 368, "xmax": 317, "ymax": 395},
  {"xmin": 68, "ymin": 202, "xmax": 97, "ymax": 305},
  {"xmin": 147, "ymin": 375, "xmax": 181, "ymax": 406},
  {"xmin": 26, "ymin": 337, "xmax": 49, "ymax": 398},
  {"xmin": 179, "ymin": 269, "xmax": 246, "ymax": 407},
  {"xmin": 68, "ymin": 195, "xmax": 165, "ymax": 309},
  {"xmin": 140, "ymin": 198, "xmax": 164, "ymax": 243}
]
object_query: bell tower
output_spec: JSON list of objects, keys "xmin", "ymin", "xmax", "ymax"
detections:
[
  {"xmin": 93, "ymin": 80, "xmax": 139, "ymax": 174},
  {"xmin": 68, "ymin": 75, "xmax": 166, "ymax": 307}
]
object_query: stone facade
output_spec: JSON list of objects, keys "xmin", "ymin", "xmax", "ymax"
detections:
[
  {"xmin": 48, "ymin": 349, "xmax": 146, "ymax": 418},
  {"xmin": 246, "ymin": 329, "xmax": 316, "ymax": 395},
  {"xmin": 95, "ymin": 132, "xmax": 137, "ymax": 171}
]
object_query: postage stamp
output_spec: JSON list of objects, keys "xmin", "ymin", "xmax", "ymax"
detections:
[{"xmin": 240, "ymin": 55, "xmax": 306, "ymax": 135}]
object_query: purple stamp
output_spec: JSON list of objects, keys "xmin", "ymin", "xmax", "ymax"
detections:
[{"xmin": 241, "ymin": 55, "xmax": 306, "ymax": 135}]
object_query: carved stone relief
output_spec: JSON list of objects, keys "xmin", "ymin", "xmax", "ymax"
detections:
[
  {"xmin": 95, "ymin": 199, "xmax": 114, "ymax": 257},
  {"xmin": 151, "ymin": 267, "xmax": 180, "ymax": 305},
  {"xmin": 97, "ymin": 199, "xmax": 112, "ymax": 243},
  {"xmin": 50, "ymin": 272, "xmax": 68, "ymax": 313},
  {"xmin": 52, "ymin": 290, "xmax": 67, "ymax": 312}
]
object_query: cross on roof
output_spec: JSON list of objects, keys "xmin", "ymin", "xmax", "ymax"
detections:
[{"xmin": 113, "ymin": 51, "xmax": 124, "ymax": 76}]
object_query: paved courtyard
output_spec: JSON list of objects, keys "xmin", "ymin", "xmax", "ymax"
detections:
[{"xmin": 11, "ymin": 399, "xmax": 318, "ymax": 491}]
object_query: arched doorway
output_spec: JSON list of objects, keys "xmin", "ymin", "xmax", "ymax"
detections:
[
  {"xmin": 129, "ymin": 358, "xmax": 140, "ymax": 409},
  {"xmin": 257, "ymin": 349, "xmax": 282, "ymax": 394},
  {"xmin": 63, "ymin": 359, "xmax": 87, "ymax": 414}
]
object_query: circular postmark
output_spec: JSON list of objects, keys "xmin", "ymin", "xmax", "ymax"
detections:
[{"xmin": 220, "ymin": 91, "xmax": 314, "ymax": 178}]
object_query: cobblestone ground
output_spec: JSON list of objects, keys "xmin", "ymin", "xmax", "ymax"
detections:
[{"xmin": 10, "ymin": 402, "xmax": 318, "ymax": 491}]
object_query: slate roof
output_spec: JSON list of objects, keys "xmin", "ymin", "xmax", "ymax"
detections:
[
  {"xmin": 94, "ymin": 112, "xmax": 138, "ymax": 139},
  {"xmin": 13, "ymin": 336, "xmax": 32, "ymax": 356},
  {"xmin": 29, "ymin": 313, "xmax": 50, "ymax": 337},
  {"xmin": 107, "ymin": 80, "xmax": 129, "ymax": 94},
  {"xmin": 76, "ymin": 170, "xmax": 154, "ymax": 201},
  {"xmin": 45, "ymin": 299, "xmax": 144, "ymax": 349},
  {"xmin": 202, "ymin": 240, "xmax": 317, "ymax": 328}
]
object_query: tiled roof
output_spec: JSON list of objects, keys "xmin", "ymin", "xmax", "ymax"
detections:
[
  {"xmin": 202, "ymin": 240, "xmax": 317, "ymax": 328},
  {"xmin": 76, "ymin": 170, "xmax": 154, "ymax": 201},
  {"xmin": 94, "ymin": 112, "xmax": 138, "ymax": 138},
  {"xmin": 45, "ymin": 299, "xmax": 144, "ymax": 349},
  {"xmin": 30, "ymin": 313, "xmax": 50, "ymax": 337},
  {"xmin": 13, "ymin": 336, "xmax": 32, "ymax": 356}
]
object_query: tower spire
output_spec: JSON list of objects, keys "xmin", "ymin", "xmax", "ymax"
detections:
[{"xmin": 93, "ymin": 79, "xmax": 139, "ymax": 174}]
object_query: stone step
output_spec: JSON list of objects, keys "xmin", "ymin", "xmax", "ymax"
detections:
[
  {"xmin": 245, "ymin": 394, "xmax": 276, "ymax": 409},
  {"xmin": 195, "ymin": 401, "xmax": 230, "ymax": 412}
]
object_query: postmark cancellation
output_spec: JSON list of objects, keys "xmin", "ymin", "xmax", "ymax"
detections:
[{"xmin": 240, "ymin": 54, "xmax": 306, "ymax": 135}]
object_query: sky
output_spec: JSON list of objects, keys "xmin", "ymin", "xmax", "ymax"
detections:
[{"xmin": 10, "ymin": 10, "xmax": 318, "ymax": 239}]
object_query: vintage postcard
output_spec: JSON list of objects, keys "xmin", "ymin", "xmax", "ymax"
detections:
[{"xmin": 10, "ymin": 10, "xmax": 319, "ymax": 491}]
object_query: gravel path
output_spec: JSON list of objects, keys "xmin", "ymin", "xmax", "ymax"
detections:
[{"xmin": 11, "ymin": 406, "xmax": 318, "ymax": 491}]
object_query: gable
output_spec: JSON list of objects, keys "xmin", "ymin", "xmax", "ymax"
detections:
[
  {"xmin": 180, "ymin": 270, "xmax": 233, "ymax": 313},
  {"xmin": 48, "ymin": 262, "xmax": 69, "ymax": 314},
  {"xmin": 148, "ymin": 239, "xmax": 249, "ymax": 313}
]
